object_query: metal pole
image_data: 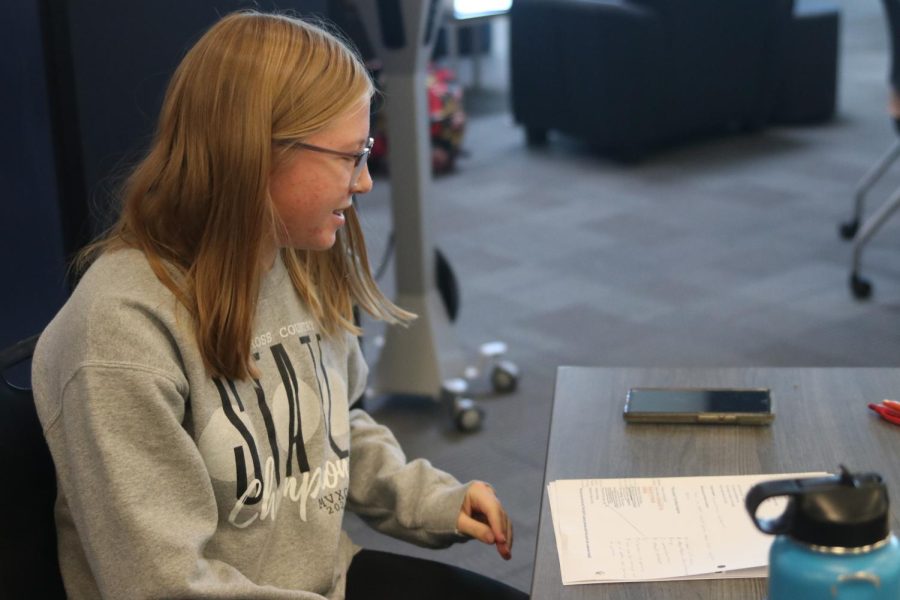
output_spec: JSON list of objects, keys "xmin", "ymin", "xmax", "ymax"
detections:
[{"xmin": 353, "ymin": 0, "xmax": 465, "ymax": 397}]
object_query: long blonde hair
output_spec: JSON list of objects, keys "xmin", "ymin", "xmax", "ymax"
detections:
[{"xmin": 79, "ymin": 11, "xmax": 412, "ymax": 380}]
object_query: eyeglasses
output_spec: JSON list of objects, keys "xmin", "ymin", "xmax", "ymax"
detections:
[{"xmin": 285, "ymin": 137, "xmax": 374, "ymax": 188}]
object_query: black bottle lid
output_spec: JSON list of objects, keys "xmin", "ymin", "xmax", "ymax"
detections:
[{"xmin": 746, "ymin": 466, "xmax": 890, "ymax": 548}]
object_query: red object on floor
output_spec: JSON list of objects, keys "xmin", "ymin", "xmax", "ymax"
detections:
[{"xmin": 369, "ymin": 62, "xmax": 466, "ymax": 175}]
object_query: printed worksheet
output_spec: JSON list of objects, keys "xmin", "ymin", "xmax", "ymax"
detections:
[{"xmin": 548, "ymin": 472, "xmax": 827, "ymax": 584}]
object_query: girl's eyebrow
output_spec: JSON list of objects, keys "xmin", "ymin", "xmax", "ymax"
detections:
[{"xmin": 333, "ymin": 138, "xmax": 367, "ymax": 152}]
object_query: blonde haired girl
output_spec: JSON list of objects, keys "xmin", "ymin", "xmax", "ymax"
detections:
[{"xmin": 33, "ymin": 11, "xmax": 524, "ymax": 599}]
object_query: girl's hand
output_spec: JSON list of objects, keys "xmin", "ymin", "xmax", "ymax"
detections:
[{"xmin": 456, "ymin": 481, "xmax": 513, "ymax": 560}]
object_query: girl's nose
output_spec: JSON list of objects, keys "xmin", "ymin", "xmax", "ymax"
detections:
[{"xmin": 352, "ymin": 163, "xmax": 373, "ymax": 195}]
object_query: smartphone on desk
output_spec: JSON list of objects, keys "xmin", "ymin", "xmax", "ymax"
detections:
[{"xmin": 623, "ymin": 387, "xmax": 774, "ymax": 425}]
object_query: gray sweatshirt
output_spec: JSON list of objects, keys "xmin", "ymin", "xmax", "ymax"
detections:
[{"xmin": 32, "ymin": 249, "xmax": 469, "ymax": 599}]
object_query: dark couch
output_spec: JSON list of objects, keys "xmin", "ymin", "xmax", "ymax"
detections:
[{"xmin": 510, "ymin": 0, "xmax": 796, "ymax": 159}]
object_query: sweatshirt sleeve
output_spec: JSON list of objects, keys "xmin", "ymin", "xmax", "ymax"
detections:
[
  {"xmin": 43, "ymin": 363, "xmax": 329, "ymax": 600},
  {"xmin": 342, "ymin": 333, "xmax": 470, "ymax": 547},
  {"xmin": 345, "ymin": 409, "xmax": 471, "ymax": 548}
]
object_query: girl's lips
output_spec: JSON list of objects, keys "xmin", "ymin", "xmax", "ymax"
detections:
[{"xmin": 331, "ymin": 201, "xmax": 351, "ymax": 225}]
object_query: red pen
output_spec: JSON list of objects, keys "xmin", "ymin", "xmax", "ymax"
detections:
[
  {"xmin": 882, "ymin": 399, "xmax": 900, "ymax": 412},
  {"xmin": 875, "ymin": 401, "xmax": 900, "ymax": 419},
  {"xmin": 868, "ymin": 403, "xmax": 900, "ymax": 426}
]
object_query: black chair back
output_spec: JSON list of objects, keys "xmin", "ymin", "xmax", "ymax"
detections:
[{"xmin": 0, "ymin": 335, "xmax": 66, "ymax": 598}]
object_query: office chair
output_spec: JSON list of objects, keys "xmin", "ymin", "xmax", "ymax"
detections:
[
  {"xmin": 840, "ymin": 0, "xmax": 900, "ymax": 299},
  {"xmin": 0, "ymin": 334, "xmax": 66, "ymax": 598}
]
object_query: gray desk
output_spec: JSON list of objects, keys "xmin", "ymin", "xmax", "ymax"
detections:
[{"xmin": 531, "ymin": 367, "xmax": 900, "ymax": 599}]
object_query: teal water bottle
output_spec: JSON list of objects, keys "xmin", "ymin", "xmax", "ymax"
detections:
[{"xmin": 746, "ymin": 467, "xmax": 900, "ymax": 600}]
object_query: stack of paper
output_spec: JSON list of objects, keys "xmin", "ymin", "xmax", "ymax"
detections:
[{"xmin": 548, "ymin": 472, "xmax": 827, "ymax": 585}]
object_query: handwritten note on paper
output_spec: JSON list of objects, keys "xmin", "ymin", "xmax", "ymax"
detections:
[{"xmin": 548, "ymin": 472, "xmax": 827, "ymax": 585}]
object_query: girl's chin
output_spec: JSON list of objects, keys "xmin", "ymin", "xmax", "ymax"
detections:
[{"xmin": 276, "ymin": 227, "xmax": 341, "ymax": 252}]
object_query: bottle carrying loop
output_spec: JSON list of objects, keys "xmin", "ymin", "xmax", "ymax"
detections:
[{"xmin": 745, "ymin": 478, "xmax": 805, "ymax": 535}]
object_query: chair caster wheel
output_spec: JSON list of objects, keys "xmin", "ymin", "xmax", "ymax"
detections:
[
  {"xmin": 839, "ymin": 220, "xmax": 859, "ymax": 240},
  {"xmin": 850, "ymin": 272, "xmax": 872, "ymax": 300},
  {"xmin": 452, "ymin": 397, "xmax": 484, "ymax": 432},
  {"xmin": 440, "ymin": 377, "xmax": 469, "ymax": 403},
  {"xmin": 490, "ymin": 360, "xmax": 520, "ymax": 394},
  {"xmin": 442, "ymin": 378, "xmax": 483, "ymax": 432}
]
